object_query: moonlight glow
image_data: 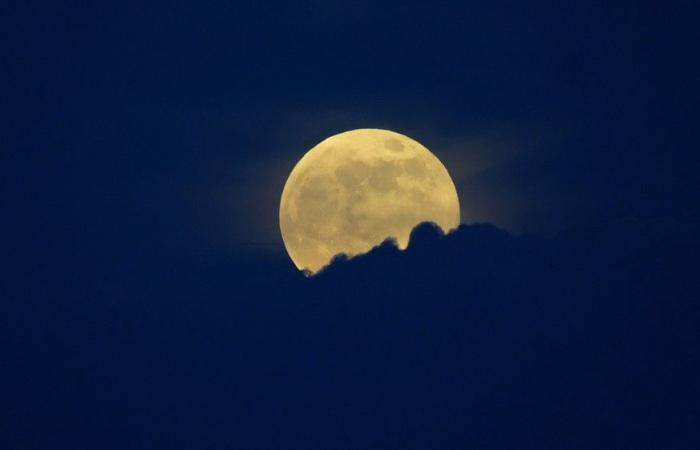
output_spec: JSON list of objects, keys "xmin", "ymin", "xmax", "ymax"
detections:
[{"xmin": 279, "ymin": 129, "xmax": 460, "ymax": 273}]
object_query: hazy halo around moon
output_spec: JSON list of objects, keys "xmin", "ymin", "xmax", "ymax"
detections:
[{"xmin": 279, "ymin": 129, "xmax": 460, "ymax": 273}]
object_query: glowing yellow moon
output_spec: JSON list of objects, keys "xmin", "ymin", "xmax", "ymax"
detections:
[{"xmin": 279, "ymin": 129, "xmax": 460, "ymax": 273}]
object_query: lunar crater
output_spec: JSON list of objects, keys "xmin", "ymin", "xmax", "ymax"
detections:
[{"xmin": 384, "ymin": 138, "xmax": 404, "ymax": 152}]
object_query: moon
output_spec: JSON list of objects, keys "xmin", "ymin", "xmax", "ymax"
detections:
[{"xmin": 279, "ymin": 129, "xmax": 460, "ymax": 273}]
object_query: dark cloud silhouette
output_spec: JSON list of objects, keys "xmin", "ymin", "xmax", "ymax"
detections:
[
  {"xmin": 6, "ymin": 220, "xmax": 698, "ymax": 449},
  {"xmin": 297, "ymin": 221, "xmax": 700, "ymax": 448}
]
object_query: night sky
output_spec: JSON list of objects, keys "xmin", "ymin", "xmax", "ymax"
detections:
[{"xmin": 4, "ymin": 1, "xmax": 700, "ymax": 449}]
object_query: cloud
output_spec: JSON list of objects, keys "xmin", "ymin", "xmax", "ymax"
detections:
[
  {"xmin": 249, "ymin": 219, "xmax": 695, "ymax": 448},
  {"xmin": 7, "ymin": 217, "xmax": 698, "ymax": 449},
  {"xmin": 312, "ymin": 221, "xmax": 509, "ymax": 276}
]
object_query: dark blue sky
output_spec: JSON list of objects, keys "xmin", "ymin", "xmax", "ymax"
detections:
[
  {"xmin": 6, "ymin": 1, "xmax": 699, "ymax": 259},
  {"xmin": 4, "ymin": 2, "xmax": 700, "ymax": 448}
]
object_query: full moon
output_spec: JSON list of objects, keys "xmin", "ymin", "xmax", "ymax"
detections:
[{"xmin": 279, "ymin": 129, "xmax": 460, "ymax": 273}]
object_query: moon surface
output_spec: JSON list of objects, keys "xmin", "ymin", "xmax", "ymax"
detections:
[{"xmin": 279, "ymin": 129, "xmax": 460, "ymax": 273}]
